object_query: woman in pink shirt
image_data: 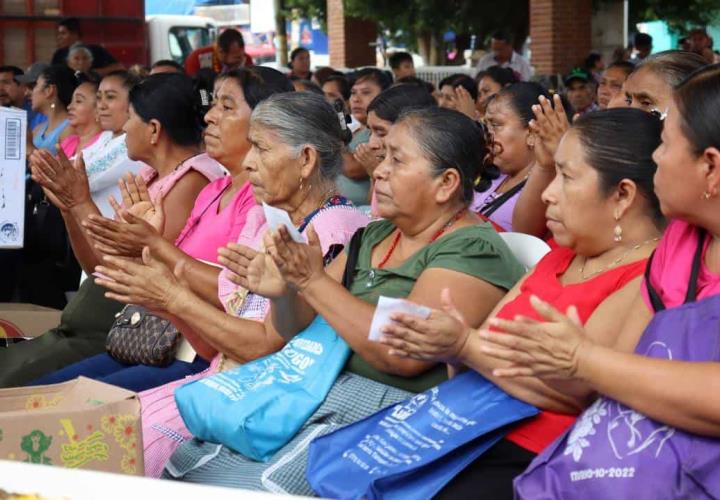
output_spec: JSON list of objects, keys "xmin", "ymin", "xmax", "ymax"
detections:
[
  {"xmin": 59, "ymin": 73, "xmax": 103, "ymax": 158},
  {"xmin": 83, "ymin": 68, "xmax": 295, "ymax": 357},
  {"xmin": 96, "ymin": 92, "xmax": 371, "ymax": 477}
]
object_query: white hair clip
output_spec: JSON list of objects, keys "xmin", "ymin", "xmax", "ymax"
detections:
[{"xmin": 650, "ymin": 107, "xmax": 667, "ymax": 121}]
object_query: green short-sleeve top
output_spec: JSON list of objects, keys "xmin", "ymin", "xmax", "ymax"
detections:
[{"xmin": 344, "ymin": 218, "xmax": 525, "ymax": 393}]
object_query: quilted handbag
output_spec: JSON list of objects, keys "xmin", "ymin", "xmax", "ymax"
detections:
[{"xmin": 106, "ymin": 305, "xmax": 180, "ymax": 367}]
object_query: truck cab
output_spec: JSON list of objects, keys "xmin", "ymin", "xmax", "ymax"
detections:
[{"xmin": 146, "ymin": 15, "xmax": 217, "ymax": 65}]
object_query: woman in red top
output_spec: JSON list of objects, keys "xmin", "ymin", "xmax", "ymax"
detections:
[{"xmin": 379, "ymin": 108, "xmax": 665, "ymax": 499}]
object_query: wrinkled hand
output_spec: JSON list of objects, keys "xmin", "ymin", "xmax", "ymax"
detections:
[
  {"xmin": 379, "ymin": 288, "xmax": 472, "ymax": 364},
  {"xmin": 478, "ymin": 295, "xmax": 590, "ymax": 379},
  {"xmin": 267, "ymin": 224, "xmax": 325, "ymax": 291},
  {"xmin": 95, "ymin": 246, "xmax": 188, "ymax": 312},
  {"xmin": 353, "ymin": 142, "xmax": 382, "ymax": 177},
  {"xmin": 218, "ymin": 242, "xmax": 288, "ymax": 298},
  {"xmin": 83, "ymin": 210, "xmax": 162, "ymax": 258},
  {"xmin": 529, "ymin": 94, "xmax": 570, "ymax": 170},
  {"xmin": 454, "ymin": 86, "xmax": 480, "ymax": 121},
  {"xmin": 29, "ymin": 148, "xmax": 91, "ymax": 209},
  {"xmin": 110, "ymin": 173, "xmax": 165, "ymax": 233}
]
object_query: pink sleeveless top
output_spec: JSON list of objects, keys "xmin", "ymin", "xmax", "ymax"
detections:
[
  {"xmin": 642, "ymin": 219, "xmax": 720, "ymax": 310},
  {"xmin": 139, "ymin": 202, "xmax": 370, "ymax": 477},
  {"xmin": 171, "ymin": 177, "xmax": 257, "ymax": 264}
]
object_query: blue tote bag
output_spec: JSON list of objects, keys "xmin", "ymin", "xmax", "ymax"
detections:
[
  {"xmin": 175, "ymin": 315, "xmax": 350, "ymax": 462},
  {"xmin": 307, "ymin": 370, "xmax": 538, "ymax": 499}
]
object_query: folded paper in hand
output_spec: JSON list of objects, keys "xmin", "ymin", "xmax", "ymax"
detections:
[
  {"xmin": 262, "ymin": 202, "xmax": 304, "ymax": 244},
  {"xmin": 369, "ymin": 296, "xmax": 432, "ymax": 342}
]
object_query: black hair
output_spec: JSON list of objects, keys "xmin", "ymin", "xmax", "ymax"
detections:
[
  {"xmin": 293, "ymin": 79, "xmax": 323, "ymax": 95},
  {"xmin": 59, "ymin": 17, "xmax": 81, "ymax": 35},
  {"xmin": 634, "ymin": 33, "xmax": 653, "ymax": 49},
  {"xmin": 476, "ymin": 65, "xmax": 517, "ymax": 87},
  {"xmin": 674, "ymin": 63, "xmax": 720, "ymax": 156},
  {"xmin": 193, "ymin": 68, "xmax": 216, "ymax": 116},
  {"xmin": 323, "ymin": 74, "xmax": 351, "ymax": 101},
  {"xmin": 396, "ymin": 107, "xmax": 488, "ymax": 204},
  {"xmin": 129, "ymin": 73, "xmax": 204, "ymax": 146},
  {"xmin": 39, "ymin": 65, "xmax": 79, "ymax": 108},
  {"xmin": 439, "ymin": 73, "xmax": 478, "ymax": 101},
  {"xmin": 151, "ymin": 59, "xmax": 185, "ymax": 73},
  {"xmin": 351, "ymin": 67, "xmax": 392, "ymax": 91},
  {"xmin": 389, "ymin": 51, "xmax": 414, "ymax": 70},
  {"xmin": 572, "ymin": 108, "xmax": 663, "ymax": 225},
  {"xmin": 219, "ymin": 67, "xmax": 294, "ymax": 110},
  {"xmin": 367, "ymin": 84, "xmax": 436, "ymax": 123},
  {"xmin": 290, "ymin": 47, "xmax": 309, "ymax": 62},
  {"xmin": 491, "ymin": 30, "xmax": 513, "ymax": 44},
  {"xmin": 313, "ymin": 67, "xmax": 339, "ymax": 86},
  {"xmin": 393, "ymin": 75, "xmax": 435, "ymax": 94},
  {"xmin": 584, "ymin": 52, "xmax": 603, "ymax": 70},
  {"xmin": 218, "ymin": 29, "xmax": 245, "ymax": 51},
  {"xmin": 0, "ymin": 66, "xmax": 23, "ymax": 82},
  {"xmin": 635, "ymin": 50, "xmax": 708, "ymax": 87},
  {"xmin": 75, "ymin": 71, "xmax": 100, "ymax": 88},
  {"xmin": 606, "ymin": 60, "xmax": 635, "ymax": 77},
  {"xmin": 103, "ymin": 70, "xmax": 140, "ymax": 90},
  {"xmin": 489, "ymin": 81, "xmax": 558, "ymax": 125}
]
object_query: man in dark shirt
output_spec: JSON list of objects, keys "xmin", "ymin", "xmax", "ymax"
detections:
[{"xmin": 50, "ymin": 17, "xmax": 123, "ymax": 75}]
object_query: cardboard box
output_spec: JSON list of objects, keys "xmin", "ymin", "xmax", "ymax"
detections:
[
  {"xmin": 0, "ymin": 106, "xmax": 27, "ymax": 249},
  {"xmin": 0, "ymin": 303, "xmax": 62, "ymax": 339},
  {"xmin": 0, "ymin": 377, "xmax": 143, "ymax": 475}
]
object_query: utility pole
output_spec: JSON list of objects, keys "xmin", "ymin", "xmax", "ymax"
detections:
[{"xmin": 274, "ymin": 0, "xmax": 288, "ymax": 66}]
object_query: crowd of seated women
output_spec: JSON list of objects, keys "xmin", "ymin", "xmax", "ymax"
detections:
[{"xmin": 4, "ymin": 49, "xmax": 720, "ymax": 498}]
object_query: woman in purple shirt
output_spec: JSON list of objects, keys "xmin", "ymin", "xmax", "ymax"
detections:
[{"xmin": 472, "ymin": 82, "xmax": 570, "ymax": 231}]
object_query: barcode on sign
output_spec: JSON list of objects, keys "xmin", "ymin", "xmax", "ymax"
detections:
[{"xmin": 5, "ymin": 118, "xmax": 21, "ymax": 160}]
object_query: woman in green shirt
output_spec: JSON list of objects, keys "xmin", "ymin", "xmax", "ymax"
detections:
[{"xmin": 164, "ymin": 107, "xmax": 525, "ymax": 493}]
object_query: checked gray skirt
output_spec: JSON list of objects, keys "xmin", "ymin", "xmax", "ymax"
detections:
[{"xmin": 162, "ymin": 372, "xmax": 413, "ymax": 495}]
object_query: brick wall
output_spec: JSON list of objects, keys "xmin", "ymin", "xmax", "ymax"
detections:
[
  {"xmin": 530, "ymin": 0, "xmax": 592, "ymax": 76},
  {"xmin": 327, "ymin": 0, "xmax": 376, "ymax": 68}
]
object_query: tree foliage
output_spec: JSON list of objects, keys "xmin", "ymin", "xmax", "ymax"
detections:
[
  {"xmin": 284, "ymin": 0, "xmax": 528, "ymax": 62},
  {"xmin": 627, "ymin": 0, "xmax": 720, "ymax": 32}
]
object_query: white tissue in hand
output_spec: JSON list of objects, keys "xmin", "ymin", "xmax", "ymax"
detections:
[
  {"xmin": 262, "ymin": 202, "xmax": 305, "ymax": 244},
  {"xmin": 368, "ymin": 296, "xmax": 432, "ymax": 342}
]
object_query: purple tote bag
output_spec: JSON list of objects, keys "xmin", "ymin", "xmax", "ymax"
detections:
[{"xmin": 514, "ymin": 293, "xmax": 720, "ymax": 500}]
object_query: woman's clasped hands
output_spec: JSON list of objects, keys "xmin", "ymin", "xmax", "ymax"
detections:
[
  {"xmin": 29, "ymin": 147, "xmax": 91, "ymax": 211},
  {"xmin": 379, "ymin": 290, "xmax": 594, "ymax": 379},
  {"xmin": 83, "ymin": 173, "xmax": 165, "ymax": 258},
  {"xmin": 95, "ymin": 246, "xmax": 188, "ymax": 314}
]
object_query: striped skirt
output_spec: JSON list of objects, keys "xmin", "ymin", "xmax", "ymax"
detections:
[{"xmin": 162, "ymin": 372, "xmax": 413, "ymax": 495}]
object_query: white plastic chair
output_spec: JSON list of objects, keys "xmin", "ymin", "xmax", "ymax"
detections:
[{"xmin": 499, "ymin": 232, "xmax": 552, "ymax": 270}]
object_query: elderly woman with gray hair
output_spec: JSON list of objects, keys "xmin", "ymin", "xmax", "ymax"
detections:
[
  {"xmin": 91, "ymin": 91, "xmax": 370, "ymax": 476},
  {"xmin": 159, "ymin": 106, "xmax": 525, "ymax": 492},
  {"xmin": 67, "ymin": 43, "xmax": 93, "ymax": 75}
]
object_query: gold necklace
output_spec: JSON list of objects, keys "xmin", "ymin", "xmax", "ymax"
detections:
[{"xmin": 580, "ymin": 237, "xmax": 659, "ymax": 280}]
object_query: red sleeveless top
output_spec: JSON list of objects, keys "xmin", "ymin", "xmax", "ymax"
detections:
[{"xmin": 493, "ymin": 246, "xmax": 648, "ymax": 453}]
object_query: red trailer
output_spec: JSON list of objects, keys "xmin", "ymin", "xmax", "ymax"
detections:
[{"xmin": 0, "ymin": 0, "xmax": 146, "ymax": 68}]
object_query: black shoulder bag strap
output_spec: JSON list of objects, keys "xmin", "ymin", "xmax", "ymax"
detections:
[
  {"xmin": 341, "ymin": 227, "xmax": 366, "ymax": 290},
  {"xmin": 480, "ymin": 179, "xmax": 527, "ymax": 218},
  {"xmin": 644, "ymin": 229, "xmax": 706, "ymax": 313}
]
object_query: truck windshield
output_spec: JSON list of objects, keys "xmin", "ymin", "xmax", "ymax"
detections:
[{"xmin": 169, "ymin": 26, "xmax": 213, "ymax": 64}]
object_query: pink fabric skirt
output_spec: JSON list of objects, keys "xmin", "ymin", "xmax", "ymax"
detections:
[{"xmin": 139, "ymin": 356, "xmax": 222, "ymax": 477}]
